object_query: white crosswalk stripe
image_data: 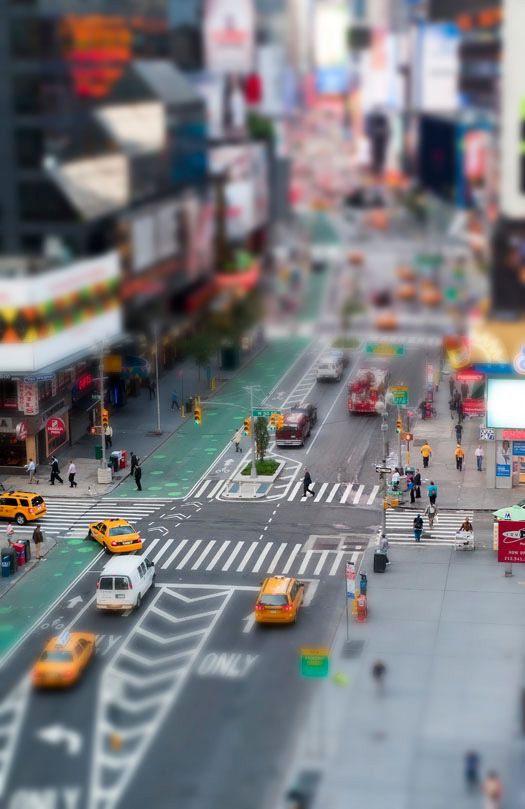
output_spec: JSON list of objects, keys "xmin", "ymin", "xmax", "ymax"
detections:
[
  {"xmin": 285, "ymin": 482, "xmax": 379, "ymax": 507},
  {"xmin": 6, "ymin": 497, "xmax": 163, "ymax": 539},
  {"xmin": 350, "ymin": 330, "xmax": 443, "ymax": 348},
  {"xmin": 137, "ymin": 535, "xmax": 364, "ymax": 579},
  {"xmin": 385, "ymin": 508, "xmax": 474, "ymax": 546}
]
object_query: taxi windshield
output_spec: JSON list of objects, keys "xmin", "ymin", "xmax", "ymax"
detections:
[
  {"xmin": 259, "ymin": 594, "xmax": 288, "ymax": 606},
  {"xmin": 41, "ymin": 650, "xmax": 73, "ymax": 662},
  {"xmin": 109, "ymin": 525, "xmax": 133, "ymax": 536}
]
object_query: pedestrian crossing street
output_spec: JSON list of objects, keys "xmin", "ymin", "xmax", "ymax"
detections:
[
  {"xmin": 137, "ymin": 536, "xmax": 363, "ymax": 579},
  {"xmin": 195, "ymin": 477, "xmax": 381, "ymax": 506},
  {"xmin": 385, "ymin": 507, "xmax": 474, "ymax": 546},
  {"xmin": 5, "ymin": 498, "xmax": 165, "ymax": 539}
]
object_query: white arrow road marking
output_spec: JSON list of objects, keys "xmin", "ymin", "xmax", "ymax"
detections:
[
  {"xmin": 36, "ymin": 724, "xmax": 83, "ymax": 756},
  {"xmin": 66, "ymin": 596, "xmax": 83, "ymax": 609},
  {"xmin": 242, "ymin": 613, "xmax": 256, "ymax": 634},
  {"xmin": 0, "ymin": 677, "xmax": 31, "ymax": 799}
]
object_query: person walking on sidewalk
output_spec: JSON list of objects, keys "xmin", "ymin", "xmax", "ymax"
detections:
[
  {"xmin": 371, "ymin": 660, "xmax": 387, "ymax": 695},
  {"xmin": 427, "ymin": 481, "xmax": 438, "ymax": 505},
  {"xmin": 303, "ymin": 468, "xmax": 315, "ymax": 498},
  {"xmin": 130, "ymin": 452, "xmax": 139, "ymax": 478},
  {"xmin": 461, "ymin": 380, "xmax": 469, "ymax": 400},
  {"xmin": 104, "ymin": 424, "xmax": 113, "ymax": 449},
  {"xmin": 233, "ymin": 429, "xmax": 243, "ymax": 453},
  {"xmin": 413, "ymin": 469, "xmax": 422, "ymax": 499},
  {"xmin": 408, "ymin": 475, "xmax": 416, "ymax": 504},
  {"xmin": 68, "ymin": 461, "xmax": 78, "ymax": 488},
  {"xmin": 425, "ymin": 502, "xmax": 438, "ymax": 531},
  {"xmin": 24, "ymin": 458, "xmax": 36, "ymax": 484},
  {"xmin": 483, "ymin": 771, "xmax": 503, "ymax": 809},
  {"xmin": 455, "ymin": 444, "xmax": 465, "ymax": 471},
  {"xmin": 457, "ymin": 398, "xmax": 464, "ymax": 424},
  {"xmin": 464, "ymin": 750, "xmax": 481, "ymax": 791},
  {"xmin": 420, "ymin": 441, "xmax": 432, "ymax": 468},
  {"xmin": 134, "ymin": 462, "xmax": 143, "ymax": 492},
  {"xmin": 455, "ymin": 422, "xmax": 463, "ymax": 443},
  {"xmin": 448, "ymin": 376, "xmax": 456, "ymax": 397},
  {"xmin": 49, "ymin": 456, "xmax": 63, "ymax": 485},
  {"xmin": 413, "ymin": 514, "xmax": 424, "ymax": 542},
  {"xmin": 475, "ymin": 445, "xmax": 484, "ymax": 472},
  {"xmin": 449, "ymin": 395, "xmax": 457, "ymax": 420},
  {"xmin": 6, "ymin": 522, "xmax": 14, "ymax": 546},
  {"xmin": 170, "ymin": 390, "xmax": 180, "ymax": 411},
  {"xmin": 147, "ymin": 378, "xmax": 156, "ymax": 400},
  {"xmin": 32, "ymin": 525, "xmax": 44, "ymax": 561}
]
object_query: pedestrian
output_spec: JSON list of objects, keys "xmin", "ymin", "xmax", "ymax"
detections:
[
  {"xmin": 427, "ymin": 481, "xmax": 438, "ymax": 505},
  {"xmin": 413, "ymin": 469, "xmax": 422, "ymax": 499},
  {"xmin": 483, "ymin": 771, "xmax": 503, "ymax": 809},
  {"xmin": 130, "ymin": 452, "xmax": 139, "ymax": 477},
  {"xmin": 461, "ymin": 381, "xmax": 469, "ymax": 400},
  {"xmin": 147, "ymin": 378, "xmax": 156, "ymax": 400},
  {"xmin": 24, "ymin": 458, "xmax": 36, "ymax": 484},
  {"xmin": 379, "ymin": 534, "xmax": 389, "ymax": 564},
  {"xmin": 49, "ymin": 456, "xmax": 63, "ymax": 485},
  {"xmin": 408, "ymin": 476, "xmax": 415, "ymax": 504},
  {"xmin": 455, "ymin": 422, "xmax": 463, "ymax": 443},
  {"xmin": 425, "ymin": 502, "xmax": 438, "ymax": 531},
  {"xmin": 371, "ymin": 660, "xmax": 387, "ymax": 695},
  {"xmin": 475, "ymin": 445, "xmax": 484, "ymax": 472},
  {"xmin": 413, "ymin": 513, "xmax": 423, "ymax": 542},
  {"xmin": 420, "ymin": 441, "xmax": 432, "ymax": 468},
  {"xmin": 32, "ymin": 525, "xmax": 44, "ymax": 561},
  {"xmin": 134, "ymin": 462, "xmax": 142, "ymax": 492},
  {"xmin": 455, "ymin": 444, "xmax": 465, "ymax": 471},
  {"xmin": 464, "ymin": 750, "xmax": 481, "ymax": 790},
  {"xmin": 233, "ymin": 428, "xmax": 243, "ymax": 453},
  {"xmin": 303, "ymin": 468, "xmax": 315, "ymax": 498},
  {"xmin": 6, "ymin": 522, "xmax": 14, "ymax": 546},
  {"xmin": 419, "ymin": 400, "xmax": 427, "ymax": 420},
  {"xmin": 457, "ymin": 398, "xmax": 464, "ymax": 424},
  {"xmin": 68, "ymin": 461, "xmax": 78, "ymax": 488},
  {"xmin": 448, "ymin": 376, "xmax": 456, "ymax": 397},
  {"xmin": 104, "ymin": 423, "xmax": 113, "ymax": 449},
  {"xmin": 170, "ymin": 390, "xmax": 180, "ymax": 411},
  {"xmin": 391, "ymin": 469, "xmax": 400, "ymax": 490},
  {"xmin": 449, "ymin": 396, "xmax": 457, "ymax": 420}
]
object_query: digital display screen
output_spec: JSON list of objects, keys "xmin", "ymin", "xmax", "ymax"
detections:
[{"xmin": 487, "ymin": 379, "xmax": 525, "ymax": 428}]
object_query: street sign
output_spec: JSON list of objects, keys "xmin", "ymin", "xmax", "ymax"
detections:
[
  {"xmin": 345, "ymin": 561, "xmax": 356, "ymax": 600},
  {"xmin": 390, "ymin": 385, "xmax": 409, "ymax": 405},
  {"xmin": 498, "ymin": 521, "xmax": 525, "ymax": 564},
  {"xmin": 365, "ymin": 343, "xmax": 406, "ymax": 357},
  {"xmin": 252, "ymin": 409, "xmax": 278, "ymax": 418},
  {"xmin": 300, "ymin": 647, "xmax": 330, "ymax": 679}
]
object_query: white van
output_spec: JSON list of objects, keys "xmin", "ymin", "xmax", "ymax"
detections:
[
  {"xmin": 316, "ymin": 355, "xmax": 343, "ymax": 382},
  {"xmin": 96, "ymin": 555, "xmax": 155, "ymax": 611}
]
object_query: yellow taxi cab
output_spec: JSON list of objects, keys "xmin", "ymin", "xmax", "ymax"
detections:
[
  {"xmin": 0, "ymin": 491, "xmax": 46, "ymax": 525},
  {"xmin": 395, "ymin": 283, "xmax": 417, "ymax": 301},
  {"xmin": 87, "ymin": 518, "xmax": 142, "ymax": 554},
  {"xmin": 420, "ymin": 285, "xmax": 442, "ymax": 306},
  {"xmin": 255, "ymin": 576, "xmax": 304, "ymax": 625},
  {"xmin": 375, "ymin": 310, "xmax": 399, "ymax": 331},
  {"xmin": 32, "ymin": 630, "xmax": 96, "ymax": 688}
]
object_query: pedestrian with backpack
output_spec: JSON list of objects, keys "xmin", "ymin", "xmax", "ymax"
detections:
[
  {"xmin": 425, "ymin": 502, "xmax": 438, "ymax": 531},
  {"xmin": 427, "ymin": 481, "xmax": 438, "ymax": 505},
  {"xmin": 413, "ymin": 514, "xmax": 423, "ymax": 542}
]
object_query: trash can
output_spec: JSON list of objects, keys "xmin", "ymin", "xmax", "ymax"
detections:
[
  {"xmin": 22, "ymin": 537, "xmax": 31, "ymax": 563},
  {"xmin": 1, "ymin": 554, "xmax": 11, "ymax": 578},
  {"xmin": 1, "ymin": 547, "xmax": 16, "ymax": 575},
  {"xmin": 13, "ymin": 542, "xmax": 26, "ymax": 567},
  {"xmin": 110, "ymin": 452, "xmax": 119, "ymax": 473},
  {"xmin": 95, "ymin": 444, "xmax": 103, "ymax": 460},
  {"xmin": 373, "ymin": 550, "xmax": 387, "ymax": 573}
]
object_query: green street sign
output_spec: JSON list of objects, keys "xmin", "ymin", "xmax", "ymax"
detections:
[
  {"xmin": 390, "ymin": 386, "xmax": 409, "ymax": 405},
  {"xmin": 252, "ymin": 409, "xmax": 278, "ymax": 418},
  {"xmin": 300, "ymin": 647, "xmax": 330, "ymax": 679},
  {"xmin": 365, "ymin": 343, "xmax": 406, "ymax": 357}
]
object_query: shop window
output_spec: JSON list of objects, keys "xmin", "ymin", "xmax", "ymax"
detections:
[
  {"xmin": 15, "ymin": 129, "xmax": 44, "ymax": 169},
  {"xmin": 0, "ymin": 381, "xmax": 18, "ymax": 410},
  {"xmin": 19, "ymin": 181, "xmax": 74, "ymax": 223},
  {"xmin": 0, "ymin": 434, "xmax": 27, "ymax": 467}
]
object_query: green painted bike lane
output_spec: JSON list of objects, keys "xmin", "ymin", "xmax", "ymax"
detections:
[
  {"xmin": 0, "ymin": 538, "xmax": 100, "ymax": 658},
  {"xmin": 113, "ymin": 336, "xmax": 310, "ymax": 499}
]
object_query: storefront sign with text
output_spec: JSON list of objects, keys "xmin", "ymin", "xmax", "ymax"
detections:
[{"xmin": 498, "ymin": 521, "xmax": 525, "ymax": 563}]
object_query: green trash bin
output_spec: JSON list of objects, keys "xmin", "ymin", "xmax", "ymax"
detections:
[{"xmin": 95, "ymin": 444, "xmax": 103, "ymax": 460}]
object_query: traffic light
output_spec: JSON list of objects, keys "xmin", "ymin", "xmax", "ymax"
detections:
[
  {"xmin": 277, "ymin": 414, "xmax": 285, "ymax": 429},
  {"xmin": 243, "ymin": 417, "xmax": 252, "ymax": 436},
  {"xmin": 396, "ymin": 418, "xmax": 403, "ymax": 434},
  {"xmin": 102, "ymin": 408, "xmax": 109, "ymax": 429},
  {"xmin": 193, "ymin": 404, "xmax": 202, "ymax": 426},
  {"xmin": 404, "ymin": 432, "xmax": 413, "ymax": 442},
  {"xmin": 269, "ymin": 413, "xmax": 278, "ymax": 430}
]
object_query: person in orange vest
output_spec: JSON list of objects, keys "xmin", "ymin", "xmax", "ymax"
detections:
[
  {"xmin": 420, "ymin": 441, "xmax": 432, "ymax": 468},
  {"xmin": 455, "ymin": 444, "xmax": 465, "ymax": 471}
]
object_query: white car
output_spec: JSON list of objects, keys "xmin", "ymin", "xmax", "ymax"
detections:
[
  {"xmin": 96, "ymin": 555, "xmax": 155, "ymax": 611},
  {"xmin": 317, "ymin": 355, "xmax": 343, "ymax": 382}
]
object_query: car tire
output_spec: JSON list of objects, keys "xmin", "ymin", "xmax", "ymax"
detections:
[
  {"xmin": 15, "ymin": 513, "xmax": 26, "ymax": 526},
  {"xmin": 104, "ymin": 544, "xmax": 111, "ymax": 555},
  {"xmin": 86, "ymin": 530, "xmax": 93, "ymax": 541},
  {"xmin": 136, "ymin": 594, "xmax": 142, "ymax": 610}
]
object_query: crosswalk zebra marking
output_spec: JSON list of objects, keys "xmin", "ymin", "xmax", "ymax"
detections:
[
  {"xmin": 326, "ymin": 484, "xmax": 340, "ymax": 503},
  {"xmin": 151, "ymin": 540, "xmax": 176, "ymax": 565},
  {"xmin": 288, "ymin": 482, "xmax": 302, "ymax": 502},
  {"xmin": 314, "ymin": 551, "xmax": 329, "ymax": 576},
  {"xmin": 266, "ymin": 542, "xmax": 288, "ymax": 574},
  {"xmin": 143, "ymin": 538, "xmax": 161, "ymax": 559},
  {"xmin": 353, "ymin": 485, "xmax": 365, "ymax": 505},
  {"xmin": 237, "ymin": 541, "xmax": 259, "ymax": 572},
  {"xmin": 221, "ymin": 541, "xmax": 245, "ymax": 572},
  {"xmin": 367, "ymin": 486, "xmax": 380, "ymax": 505},
  {"xmin": 177, "ymin": 540, "xmax": 203, "ymax": 570},
  {"xmin": 252, "ymin": 543, "xmax": 274, "ymax": 573},
  {"xmin": 205, "ymin": 541, "xmax": 231, "ymax": 571},
  {"xmin": 314, "ymin": 483, "xmax": 329, "ymax": 503},
  {"xmin": 340, "ymin": 484, "xmax": 353, "ymax": 504},
  {"xmin": 281, "ymin": 543, "xmax": 302, "ymax": 574},
  {"xmin": 385, "ymin": 508, "xmax": 474, "ymax": 545},
  {"xmin": 191, "ymin": 541, "xmax": 216, "ymax": 570},
  {"xmin": 161, "ymin": 539, "xmax": 189, "ymax": 570},
  {"xmin": 194, "ymin": 479, "xmax": 212, "ymax": 498},
  {"xmin": 329, "ymin": 551, "xmax": 344, "ymax": 576},
  {"xmin": 298, "ymin": 551, "xmax": 315, "ymax": 576},
  {"xmin": 207, "ymin": 481, "xmax": 225, "ymax": 499}
]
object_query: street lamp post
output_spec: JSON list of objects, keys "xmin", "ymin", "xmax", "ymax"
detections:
[
  {"xmin": 376, "ymin": 395, "xmax": 393, "ymax": 540},
  {"xmin": 153, "ymin": 323, "xmax": 162, "ymax": 435},
  {"xmin": 99, "ymin": 342, "xmax": 106, "ymax": 470}
]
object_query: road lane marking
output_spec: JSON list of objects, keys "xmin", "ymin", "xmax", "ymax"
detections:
[
  {"xmin": 151, "ymin": 540, "xmax": 175, "ymax": 565},
  {"xmin": 252, "ymin": 543, "xmax": 273, "ymax": 573},
  {"xmin": 340, "ymin": 484, "xmax": 353, "ymax": 504},
  {"xmin": 367, "ymin": 485, "xmax": 380, "ymax": 505},
  {"xmin": 281, "ymin": 543, "xmax": 302, "ymax": 574},
  {"xmin": 353, "ymin": 484, "xmax": 365, "ymax": 505},
  {"xmin": 160, "ymin": 540, "xmax": 189, "ymax": 570},
  {"xmin": 313, "ymin": 551, "xmax": 329, "ymax": 576},
  {"xmin": 266, "ymin": 543, "xmax": 288, "ymax": 574},
  {"xmin": 176, "ymin": 540, "xmax": 203, "ymax": 570},
  {"xmin": 326, "ymin": 484, "xmax": 340, "ymax": 503},
  {"xmin": 221, "ymin": 541, "xmax": 245, "ymax": 571},
  {"xmin": 329, "ymin": 551, "xmax": 344, "ymax": 576},
  {"xmin": 205, "ymin": 541, "xmax": 231, "ymax": 571},
  {"xmin": 207, "ymin": 480, "xmax": 225, "ymax": 499},
  {"xmin": 237, "ymin": 542, "xmax": 258, "ymax": 571},
  {"xmin": 288, "ymin": 482, "xmax": 302, "ymax": 501},
  {"xmin": 194, "ymin": 480, "xmax": 212, "ymax": 498},
  {"xmin": 297, "ymin": 551, "xmax": 314, "ymax": 575},
  {"xmin": 191, "ymin": 541, "xmax": 216, "ymax": 570},
  {"xmin": 314, "ymin": 483, "xmax": 328, "ymax": 502}
]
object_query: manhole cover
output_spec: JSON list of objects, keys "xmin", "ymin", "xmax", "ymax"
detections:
[{"xmin": 342, "ymin": 640, "xmax": 365, "ymax": 659}]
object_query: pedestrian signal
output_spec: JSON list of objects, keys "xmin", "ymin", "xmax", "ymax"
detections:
[
  {"xmin": 396, "ymin": 418, "xmax": 402, "ymax": 434},
  {"xmin": 194, "ymin": 404, "xmax": 202, "ymax": 426},
  {"xmin": 277, "ymin": 414, "xmax": 285, "ymax": 429},
  {"xmin": 102, "ymin": 408, "xmax": 109, "ymax": 428},
  {"xmin": 243, "ymin": 417, "xmax": 252, "ymax": 436},
  {"xmin": 269, "ymin": 413, "xmax": 278, "ymax": 430}
]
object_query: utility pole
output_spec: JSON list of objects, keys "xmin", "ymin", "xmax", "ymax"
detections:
[
  {"xmin": 244, "ymin": 385, "xmax": 259, "ymax": 479},
  {"xmin": 153, "ymin": 323, "xmax": 162, "ymax": 435},
  {"xmin": 380, "ymin": 408, "xmax": 389, "ymax": 538},
  {"xmin": 397, "ymin": 405, "xmax": 402, "ymax": 469},
  {"xmin": 99, "ymin": 342, "xmax": 106, "ymax": 470}
]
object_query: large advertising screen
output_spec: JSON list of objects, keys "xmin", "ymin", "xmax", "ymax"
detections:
[
  {"xmin": 487, "ymin": 379, "xmax": 525, "ymax": 429},
  {"xmin": 413, "ymin": 23, "xmax": 460, "ymax": 113},
  {"xmin": 501, "ymin": 0, "xmax": 525, "ymax": 217},
  {"xmin": 203, "ymin": 0, "xmax": 255, "ymax": 74}
]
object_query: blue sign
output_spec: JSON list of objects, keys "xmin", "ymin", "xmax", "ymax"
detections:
[
  {"xmin": 315, "ymin": 67, "xmax": 349, "ymax": 95},
  {"xmin": 472, "ymin": 363, "xmax": 514, "ymax": 375},
  {"xmin": 496, "ymin": 464, "xmax": 511, "ymax": 478},
  {"xmin": 514, "ymin": 442, "xmax": 525, "ymax": 456}
]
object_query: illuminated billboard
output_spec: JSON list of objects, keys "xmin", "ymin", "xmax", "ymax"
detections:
[
  {"xmin": 204, "ymin": 0, "xmax": 255, "ymax": 74},
  {"xmin": 0, "ymin": 253, "xmax": 122, "ymax": 372},
  {"xmin": 314, "ymin": 1, "xmax": 349, "ymax": 69},
  {"xmin": 487, "ymin": 379, "xmax": 525, "ymax": 429},
  {"xmin": 501, "ymin": 0, "xmax": 525, "ymax": 217}
]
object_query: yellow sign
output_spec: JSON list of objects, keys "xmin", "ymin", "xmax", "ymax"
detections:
[{"xmin": 300, "ymin": 647, "xmax": 330, "ymax": 657}]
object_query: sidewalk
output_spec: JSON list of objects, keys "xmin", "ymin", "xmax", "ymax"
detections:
[
  {"xmin": 287, "ymin": 517, "xmax": 523, "ymax": 809},
  {"xmin": 411, "ymin": 372, "xmax": 513, "ymax": 511}
]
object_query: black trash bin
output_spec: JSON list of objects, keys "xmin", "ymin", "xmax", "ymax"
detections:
[
  {"xmin": 22, "ymin": 537, "xmax": 31, "ymax": 563},
  {"xmin": 110, "ymin": 452, "xmax": 119, "ymax": 473},
  {"xmin": 1, "ymin": 547, "xmax": 17, "ymax": 575},
  {"xmin": 373, "ymin": 550, "xmax": 387, "ymax": 573}
]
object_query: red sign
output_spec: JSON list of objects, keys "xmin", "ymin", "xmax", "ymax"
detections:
[
  {"xmin": 498, "ymin": 521, "xmax": 525, "ymax": 563},
  {"xmin": 77, "ymin": 373, "xmax": 93, "ymax": 392},
  {"xmin": 462, "ymin": 398, "xmax": 485, "ymax": 416},
  {"xmin": 46, "ymin": 417, "xmax": 66, "ymax": 438},
  {"xmin": 456, "ymin": 370, "xmax": 485, "ymax": 383},
  {"xmin": 503, "ymin": 429, "xmax": 525, "ymax": 440},
  {"xmin": 15, "ymin": 422, "xmax": 28, "ymax": 441}
]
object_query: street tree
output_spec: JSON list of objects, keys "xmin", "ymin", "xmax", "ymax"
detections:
[{"xmin": 254, "ymin": 416, "xmax": 269, "ymax": 462}]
